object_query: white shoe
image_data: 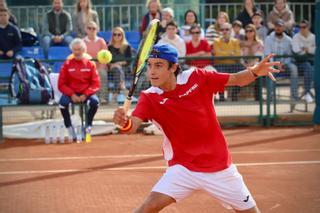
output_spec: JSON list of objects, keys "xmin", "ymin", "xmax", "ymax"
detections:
[
  {"xmin": 303, "ymin": 93, "xmax": 313, "ymax": 103},
  {"xmin": 143, "ymin": 124, "xmax": 162, "ymax": 135}
]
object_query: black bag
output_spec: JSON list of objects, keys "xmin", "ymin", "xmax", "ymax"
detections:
[{"xmin": 20, "ymin": 29, "xmax": 38, "ymax": 46}]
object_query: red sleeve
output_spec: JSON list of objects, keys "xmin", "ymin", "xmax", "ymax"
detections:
[
  {"xmin": 196, "ymin": 68, "xmax": 230, "ymax": 94},
  {"xmin": 84, "ymin": 61, "xmax": 100, "ymax": 97},
  {"xmin": 140, "ymin": 15, "xmax": 148, "ymax": 35},
  {"xmin": 131, "ymin": 92, "xmax": 152, "ymax": 121},
  {"xmin": 58, "ymin": 61, "xmax": 75, "ymax": 97}
]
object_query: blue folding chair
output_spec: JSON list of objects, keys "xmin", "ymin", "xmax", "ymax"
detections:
[
  {"xmin": 98, "ymin": 31, "xmax": 112, "ymax": 43},
  {"xmin": 125, "ymin": 31, "xmax": 141, "ymax": 51},
  {"xmin": 48, "ymin": 46, "xmax": 71, "ymax": 73},
  {"xmin": 20, "ymin": 46, "xmax": 45, "ymax": 60},
  {"xmin": 0, "ymin": 62, "xmax": 13, "ymax": 84}
]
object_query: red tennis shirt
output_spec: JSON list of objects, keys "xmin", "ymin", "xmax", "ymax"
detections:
[{"xmin": 132, "ymin": 68, "xmax": 232, "ymax": 172}]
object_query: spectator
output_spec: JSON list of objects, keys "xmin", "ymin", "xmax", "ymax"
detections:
[
  {"xmin": 241, "ymin": 24, "xmax": 264, "ymax": 100},
  {"xmin": 72, "ymin": 0, "xmax": 99, "ymax": 38},
  {"xmin": 292, "ymin": 20, "xmax": 316, "ymax": 103},
  {"xmin": 267, "ymin": 0, "xmax": 295, "ymax": 35},
  {"xmin": 231, "ymin": 20, "xmax": 245, "ymax": 41},
  {"xmin": 158, "ymin": 21, "xmax": 186, "ymax": 58},
  {"xmin": 205, "ymin": 11, "xmax": 229, "ymax": 45},
  {"xmin": 180, "ymin": 9, "xmax": 204, "ymax": 42},
  {"xmin": 140, "ymin": 0, "xmax": 162, "ymax": 38},
  {"xmin": 0, "ymin": 7, "xmax": 21, "ymax": 59},
  {"xmin": 58, "ymin": 38, "xmax": 100, "ymax": 141},
  {"xmin": 0, "ymin": 0, "xmax": 17, "ymax": 25},
  {"xmin": 212, "ymin": 22, "xmax": 243, "ymax": 101},
  {"xmin": 41, "ymin": 0, "xmax": 73, "ymax": 59},
  {"xmin": 159, "ymin": 7, "xmax": 174, "ymax": 37},
  {"xmin": 83, "ymin": 21, "xmax": 108, "ymax": 102},
  {"xmin": 264, "ymin": 19, "xmax": 298, "ymax": 101},
  {"xmin": 185, "ymin": 24, "xmax": 212, "ymax": 69},
  {"xmin": 251, "ymin": 11, "xmax": 268, "ymax": 42},
  {"xmin": 236, "ymin": 0, "xmax": 259, "ymax": 28},
  {"xmin": 108, "ymin": 27, "xmax": 132, "ymax": 103}
]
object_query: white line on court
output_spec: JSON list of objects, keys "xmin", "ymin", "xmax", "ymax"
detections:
[
  {"xmin": 1, "ymin": 149, "xmax": 320, "ymax": 162},
  {"xmin": 0, "ymin": 161, "xmax": 319, "ymax": 175}
]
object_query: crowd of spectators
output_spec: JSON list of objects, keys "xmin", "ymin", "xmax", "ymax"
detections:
[{"xmin": 0, "ymin": 0, "xmax": 316, "ymax": 103}]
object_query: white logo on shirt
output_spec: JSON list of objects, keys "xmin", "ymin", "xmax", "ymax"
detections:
[
  {"xmin": 68, "ymin": 68, "xmax": 76, "ymax": 72},
  {"xmin": 80, "ymin": 68, "xmax": 91, "ymax": 72},
  {"xmin": 160, "ymin": 98, "xmax": 168, "ymax": 105},
  {"xmin": 178, "ymin": 83, "xmax": 198, "ymax": 98}
]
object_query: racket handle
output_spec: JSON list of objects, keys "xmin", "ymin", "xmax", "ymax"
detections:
[{"xmin": 123, "ymin": 97, "xmax": 132, "ymax": 114}]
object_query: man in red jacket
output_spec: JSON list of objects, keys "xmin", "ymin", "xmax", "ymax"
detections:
[{"xmin": 58, "ymin": 38, "xmax": 100, "ymax": 141}]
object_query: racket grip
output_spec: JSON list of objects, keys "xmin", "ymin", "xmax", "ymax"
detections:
[{"xmin": 123, "ymin": 97, "xmax": 132, "ymax": 114}]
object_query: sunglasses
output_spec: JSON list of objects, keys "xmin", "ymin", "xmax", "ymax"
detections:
[
  {"xmin": 221, "ymin": 28, "xmax": 230, "ymax": 32},
  {"xmin": 87, "ymin": 27, "xmax": 96, "ymax": 30},
  {"xmin": 245, "ymin": 29, "xmax": 254, "ymax": 33},
  {"xmin": 113, "ymin": 33, "xmax": 122, "ymax": 37},
  {"xmin": 191, "ymin": 31, "xmax": 201, "ymax": 35}
]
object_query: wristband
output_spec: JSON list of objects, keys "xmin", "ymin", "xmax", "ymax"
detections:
[{"xmin": 120, "ymin": 118, "xmax": 132, "ymax": 133}]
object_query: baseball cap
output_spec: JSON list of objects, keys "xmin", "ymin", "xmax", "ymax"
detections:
[
  {"xmin": 275, "ymin": 19, "xmax": 285, "ymax": 26},
  {"xmin": 252, "ymin": 10, "xmax": 263, "ymax": 18},
  {"xmin": 149, "ymin": 43, "xmax": 178, "ymax": 63}
]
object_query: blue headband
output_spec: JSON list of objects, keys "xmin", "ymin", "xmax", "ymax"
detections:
[{"xmin": 149, "ymin": 43, "xmax": 179, "ymax": 63}]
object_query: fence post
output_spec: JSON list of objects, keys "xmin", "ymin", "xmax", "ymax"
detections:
[
  {"xmin": 313, "ymin": 0, "xmax": 320, "ymax": 126},
  {"xmin": 0, "ymin": 107, "xmax": 3, "ymax": 143}
]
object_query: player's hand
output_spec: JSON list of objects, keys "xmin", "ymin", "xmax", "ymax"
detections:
[
  {"xmin": 79, "ymin": 94, "xmax": 87, "ymax": 103},
  {"xmin": 250, "ymin": 54, "xmax": 281, "ymax": 81},
  {"xmin": 113, "ymin": 107, "xmax": 128, "ymax": 127},
  {"xmin": 6, "ymin": 50, "xmax": 14, "ymax": 58},
  {"xmin": 71, "ymin": 94, "xmax": 81, "ymax": 103}
]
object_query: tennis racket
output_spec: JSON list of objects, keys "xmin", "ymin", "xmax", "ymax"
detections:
[{"xmin": 123, "ymin": 19, "xmax": 160, "ymax": 113}]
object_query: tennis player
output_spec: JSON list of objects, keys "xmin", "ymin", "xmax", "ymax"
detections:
[{"xmin": 113, "ymin": 43, "xmax": 280, "ymax": 213}]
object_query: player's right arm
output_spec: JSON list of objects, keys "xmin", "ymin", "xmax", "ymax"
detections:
[{"xmin": 113, "ymin": 107, "xmax": 143, "ymax": 134}]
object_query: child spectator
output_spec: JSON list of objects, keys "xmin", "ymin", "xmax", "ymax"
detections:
[
  {"xmin": 83, "ymin": 21, "xmax": 108, "ymax": 102},
  {"xmin": 159, "ymin": 7, "xmax": 174, "ymax": 37},
  {"xmin": 267, "ymin": 0, "xmax": 295, "ymax": 35},
  {"xmin": 205, "ymin": 11, "xmax": 229, "ymax": 45},
  {"xmin": 108, "ymin": 27, "xmax": 132, "ymax": 103},
  {"xmin": 0, "ymin": 7, "xmax": 21, "ymax": 59},
  {"xmin": 72, "ymin": 0, "xmax": 99, "ymax": 38},
  {"xmin": 236, "ymin": 0, "xmax": 259, "ymax": 28},
  {"xmin": 179, "ymin": 9, "xmax": 204, "ymax": 42},
  {"xmin": 158, "ymin": 21, "xmax": 185, "ymax": 57},
  {"xmin": 231, "ymin": 20, "xmax": 245, "ymax": 41},
  {"xmin": 140, "ymin": 0, "xmax": 162, "ymax": 38},
  {"xmin": 41, "ymin": 0, "xmax": 73, "ymax": 59},
  {"xmin": 251, "ymin": 11, "xmax": 268, "ymax": 42},
  {"xmin": 185, "ymin": 24, "xmax": 212, "ymax": 69}
]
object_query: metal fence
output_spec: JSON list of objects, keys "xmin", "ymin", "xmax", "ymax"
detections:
[{"xmin": 10, "ymin": 2, "xmax": 315, "ymax": 34}]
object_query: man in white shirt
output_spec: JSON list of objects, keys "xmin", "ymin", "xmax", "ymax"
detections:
[
  {"xmin": 158, "ymin": 21, "xmax": 186, "ymax": 57},
  {"xmin": 292, "ymin": 20, "xmax": 316, "ymax": 103}
]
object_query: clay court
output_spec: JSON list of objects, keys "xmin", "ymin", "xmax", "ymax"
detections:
[{"xmin": 0, "ymin": 127, "xmax": 319, "ymax": 213}]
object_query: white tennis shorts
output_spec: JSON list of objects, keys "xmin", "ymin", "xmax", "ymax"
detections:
[{"xmin": 152, "ymin": 164, "xmax": 256, "ymax": 211}]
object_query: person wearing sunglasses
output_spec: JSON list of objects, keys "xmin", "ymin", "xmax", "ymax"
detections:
[
  {"xmin": 212, "ymin": 22, "xmax": 244, "ymax": 101},
  {"xmin": 292, "ymin": 20, "xmax": 316, "ymax": 103},
  {"xmin": 108, "ymin": 27, "xmax": 132, "ymax": 104},
  {"xmin": 83, "ymin": 21, "xmax": 108, "ymax": 103}
]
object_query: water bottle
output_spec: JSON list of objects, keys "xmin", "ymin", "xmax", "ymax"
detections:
[
  {"xmin": 59, "ymin": 124, "xmax": 65, "ymax": 144},
  {"xmin": 51, "ymin": 124, "xmax": 57, "ymax": 144},
  {"xmin": 76, "ymin": 125, "xmax": 82, "ymax": 143},
  {"xmin": 45, "ymin": 125, "xmax": 50, "ymax": 144},
  {"xmin": 85, "ymin": 126, "xmax": 92, "ymax": 143}
]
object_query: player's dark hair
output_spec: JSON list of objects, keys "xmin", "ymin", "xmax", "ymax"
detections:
[{"xmin": 168, "ymin": 62, "xmax": 182, "ymax": 77}]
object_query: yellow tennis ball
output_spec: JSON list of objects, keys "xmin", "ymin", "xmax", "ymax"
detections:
[{"xmin": 97, "ymin": 49, "xmax": 112, "ymax": 64}]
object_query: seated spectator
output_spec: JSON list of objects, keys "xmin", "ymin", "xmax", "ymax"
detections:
[
  {"xmin": 72, "ymin": 0, "xmax": 99, "ymax": 38},
  {"xmin": 267, "ymin": 0, "xmax": 295, "ymax": 35},
  {"xmin": 58, "ymin": 38, "xmax": 100, "ymax": 141},
  {"xmin": 180, "ymin": 9, "xmax": 204, "ymax": 42},
  {"xmin": 292, "ymin": 20, "xmax": 316, "ymax": 103},
  {"xmin": 264, "ymin": 19, "xmax": 298, "ymax": 101},
  {"xmin": 159, "ymin": 7, "xmax": 174, "ymax": 37},
  {"xmin": 205, "ymin": 11, "xmax": 229, "ymax": 45},
  {"xmin": 108, "ymin": 27, "xmax": 132, "ymax": 103},
  {"xmin": 185, "ymin": 24, "xmax": 212, "ymax": 69},
  {"xmin": 212, "ymin": 22, "xmax": 243, "ymax": 101},
  {"xmin": 236, "ymin": 0, "xmax": 259, "ymax": 28},
  {"xmin": 231, "ymin": 20, "xmax": 245, "ymax": 41},
  {"xmin": 83, "ymin": 21, "xmax": 108, "ymax": 102},
  {"xmin": 241, "ymin": 24, "xmax": 264, "ymax": 100},
  {"xmin": 140, "ymin": 0, "xmax": 162, "ymax": 38},
  {"xmin": 251, "ymin": 10, "xmax": 268, "ymax": 42},
  {"xmin": 158, "ymin": 21, "xmax": 186, "ymax": 57},
  {"xmin": 0, "ymin": 7, "xmax": 21, "ymax": 59},
  {"xmin": 41, "ymin": 0, "xmax": 73, "ymax": 59},
  {"xmin": 0, "ymin": 0, "xmax": 17, "ymax": 25}
]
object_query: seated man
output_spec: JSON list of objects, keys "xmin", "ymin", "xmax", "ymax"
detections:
[
  {"xmin": 58, "ymin": 38, "xmax": 100, "ymax": 141},
  {"xmin": 0, "ymin": 7, "xmax": 21, "ymax": 59},
  {"xmin": 41, "ymin": 0, "xmax": 73, "ymax": 59}
]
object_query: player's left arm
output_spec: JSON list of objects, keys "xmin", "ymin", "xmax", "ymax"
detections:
[{"xmin": 226, "ymin": 54, "xmax": 281, "ymax": 87}]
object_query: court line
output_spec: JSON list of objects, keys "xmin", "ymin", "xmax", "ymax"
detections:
[
  {"xmin": 0, "ymin": 161, "xmax": 319, "ymax": 175},
  {"xmin": 1, "ymin": 149, "xmax": 320, "ymax": 162}
]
